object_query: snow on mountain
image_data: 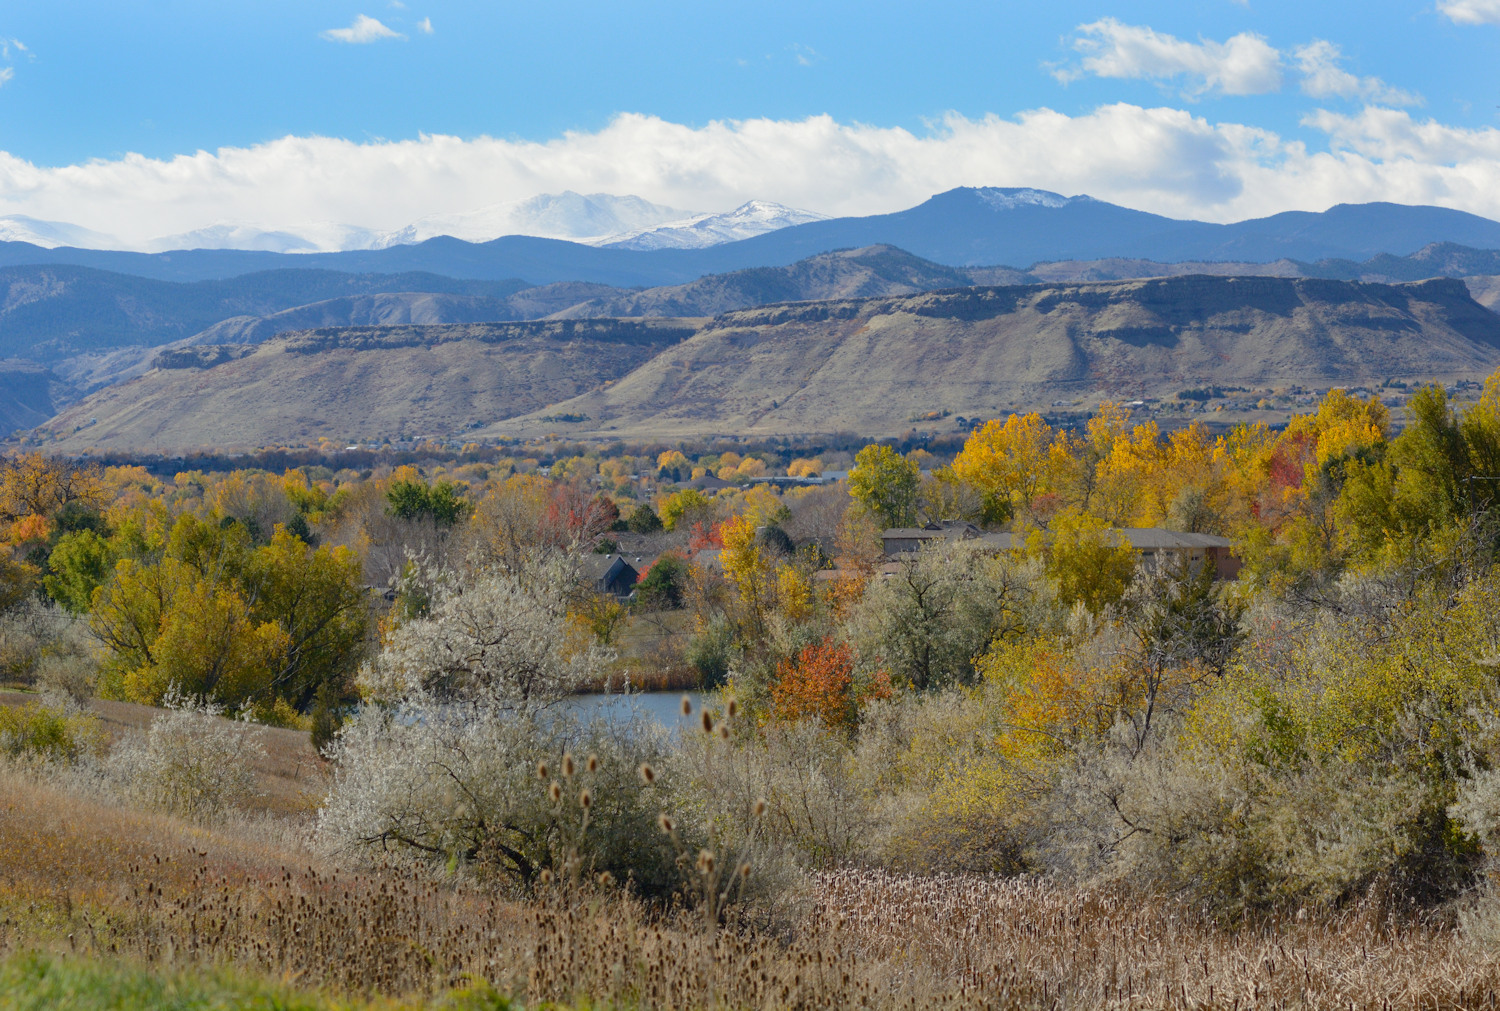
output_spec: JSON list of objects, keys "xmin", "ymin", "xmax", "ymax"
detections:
[
  {"xmin": 0, "ymin": 215, "xmax": 120, "ymax": 249},
  {"xmin": 599, "ymin": 200, "xmax": 828, "ymax": 251},
  {"xmin": 375, "ymin": 192, "xmax": 692, "ymax": 247},
  {"xmin": 142, "ymin": 222, "xmax": 390, "ymax": 254},
  {"xmin": 971, "ymin": 187, "xmax": 1085, "ymax": 212},
  {"xmin": 0, "ymin": 193, "xmax": 822, "ymax": 255}
]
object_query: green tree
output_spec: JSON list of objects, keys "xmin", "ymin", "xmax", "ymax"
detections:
[
  {"xmin": 45, "ymin": 529, "xmax": 114, "ymax": 614},
  {"xmin": 244, "ymin": 526, "xmax": 369, "ymax": 710},
  {"xmin": 659, "ymin": 489, "xmax": 712, "ymax": 532},
  {"xmin": 627, "ymin": 502, "xmax": 664, "ymax": 533},
  {"xmin": 636, "ymin": 552, "xmax": 689, "ymax": 609},
  {"xmin": 386, "ymin": 479, "xmax": 469, "ymax": 526},
  {"xmin": 848, "ymin": 444, "xmax": 920, "ymax": 529}
]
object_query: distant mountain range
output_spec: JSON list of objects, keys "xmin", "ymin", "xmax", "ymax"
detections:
[
  {"xmin": 0, "ymin": 192, "xmax": 823, "ymax": 256},
  {"xmin": 2, "ymin": 188, "xmax": 1499, "ymax": 287},
  {"xmin": 8, "ymin": 243, "xmax": 1500, "ymax": 371}
]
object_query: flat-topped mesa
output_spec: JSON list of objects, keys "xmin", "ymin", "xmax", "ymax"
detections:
[
  {"xmin": 273, "ymin": 319, "xmax": 704, "ymax": 355},
  {"xmin": 33, "ymin": 274, "xmax": 1500, "ymax": 453}
]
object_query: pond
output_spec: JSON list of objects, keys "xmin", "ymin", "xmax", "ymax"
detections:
[{"xmin": 561, "ymin": 691, "xmax": 711, "ymax": 733}]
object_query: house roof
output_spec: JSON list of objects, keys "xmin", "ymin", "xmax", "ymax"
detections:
[
  {"xmin": 881, "ymin": 524, "xmax": 1233, "ymax": 553},
  {"xmin": 579, "ymin": 553, "xmax": 635, "ymax": 581},
  {"xmin": 1117, "ymin": 528, "xmax": 1234, "ymax": 550}
]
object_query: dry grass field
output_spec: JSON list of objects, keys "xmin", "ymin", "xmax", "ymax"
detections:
[{"xmin": 3, "ymin": 738, "xmax": 1500, "ymax": 1009}]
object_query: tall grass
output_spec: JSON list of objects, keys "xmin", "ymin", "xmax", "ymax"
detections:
[{"xmin": 4, "ymin": 763, "xmax": 1500, "ymax": 1009}]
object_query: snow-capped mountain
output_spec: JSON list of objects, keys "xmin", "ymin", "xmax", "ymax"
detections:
[
  {"xmin": 0, "ymin": 215, "xmax": 120, "ymax": 249},
  {"xmin": 599, "ymin": 200, "xmax": 828, "ymax": 251},
  {"xmin": 0, "ymin": 193, "xmax": 825, "ymax": 255},
  {"xmin": 375, "ymin": 192, "xmax": 693, "ymax": 247},
  {"xmin": 971, "ymin": 187, "xmax": 1084, "ymax": 212}
]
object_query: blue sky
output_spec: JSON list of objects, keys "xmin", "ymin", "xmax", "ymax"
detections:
[{"xmin": 0, "ymin": 1, "xmax": 1498, "ymax": 248}]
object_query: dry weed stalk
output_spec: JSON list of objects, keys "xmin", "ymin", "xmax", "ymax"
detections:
[{"xmin": 8, "ymin": 764, "xmax": 1500, "ymax": 1008}]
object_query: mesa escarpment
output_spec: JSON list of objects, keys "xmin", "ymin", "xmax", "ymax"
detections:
[
  {"xmin": 35, "ymin": 275, "xmax": 1500, "ymax": 452},
  {"xmin": 490, "ymin": 275, "xmax": 1500, "ymax": 438},
  {"xmin": 39, "ymin": 319, "xmax": 700, "ymax": 453}
]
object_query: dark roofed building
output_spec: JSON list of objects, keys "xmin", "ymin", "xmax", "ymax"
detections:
[
  {"xmin": 882, "ymin": 520, "xmax": 982, "ymax": 554},
  {"xmin": 580, "ymin": 553, "xmax": 640, "ymax": 597}
]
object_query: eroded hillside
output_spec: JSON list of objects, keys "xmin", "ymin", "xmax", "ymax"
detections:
[
  {"xmin": 39, "ymin": 320, "xmax": 699, "ymax": 453},
  {"xmin": 492, "ymin": 275, "xmax": 1500, "ymax": 438}
]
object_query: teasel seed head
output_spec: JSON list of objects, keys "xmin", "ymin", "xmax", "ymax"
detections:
[
  {"xmin": 548, "ymin": 780, "xmax": 562, "ymax": 803},
  {"xmin": 658, "ymin": 813, "xmax": 675, "ymax": 835},
  {"xmin": 739, "ymin": 861, "xmax": 752, "ymax": 879},
  {"xmin": 727, "ymin": 698, "xmax": 739, "ymax": 720},
  {"xmin": 596, "ymin": 871, "xmax": 615, "ymax": 888},
  {"xmin": 638, "ymin": 763, "xmax": 656, "ymax": 785},
  {"xmin": 561, "ymin": 753, "xmax": 575, "ymax": 778},
  {"xmin": 536, "ymin": 761, "xmax": 548, "ymax": 780},
  {"xmin": 539, "ymin": 868, "xmax": 554, "ymax": 885},
  {"xmin": 696, "ymin": 849, "xmax": 716, "ymax": 875},
  {"xmin": 680, "ymin": 695, "xmax": 692, "ymax": 716},
  {"xmin": 579, "ymin": 788, "xmax": 592, "ymax": 810},
  {"xmin": 586, "ymin": 753, "xmax": 599, "ymax": 774},
  {"xmin": 717, "ymin": 723, "xmax": 730, "ymax": 740},
  {"xmin": 753, "ymin": 798, "xmax": 768, "ymax": 819},
  {"xmin": 701, "ymin": 710, "xmax": 714, "ymax": 734}
]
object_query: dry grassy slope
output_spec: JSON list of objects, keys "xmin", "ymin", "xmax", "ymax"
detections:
[
  {"xmin": 41, "ymin": 319, "xmax": 701, "ymax": 453},
  {"xmin": 491, "ymin": 275, "xmax": 1500, "ymax": 439},
  {"xmin": 1465, "ymin": 275, "xmax": 1500, "ymax": 312}
]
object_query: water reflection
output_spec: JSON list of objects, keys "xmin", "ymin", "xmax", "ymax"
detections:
[{"xmin": 561, "ymin": 691, "xmax": 710, "ymax": 733}]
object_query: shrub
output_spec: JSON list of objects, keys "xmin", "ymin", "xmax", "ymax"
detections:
[
  {"xmin": 359, "ymin": 554, "xmax": 606, "ymax": 713},
  {"xmin": 318, "ymin": 702, "xmax": 682, "ymax": 895},
  {"xmin": 309, "ymin": 682, "xmax": 344, "ymax": 755},
  {"xmin": 685, "ymin": 613, "xmax": 736, "ymax": 688},
  {"xmin": 108, "ymin": 690, "xmax": 266, "ymax": 822},
  {"xmin": 0, "ymin": 694, "xmax": 104, "ymax": 763}
]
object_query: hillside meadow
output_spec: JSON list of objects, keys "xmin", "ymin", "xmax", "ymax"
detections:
[{"xmin": 3, "ymin": 377, "xmax": 1500, "ymax": 1006}]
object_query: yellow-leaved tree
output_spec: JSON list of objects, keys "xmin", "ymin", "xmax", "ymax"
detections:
[{"xmin": 952, "ymin": 412, "xmax": 1056, "ymax": 522}]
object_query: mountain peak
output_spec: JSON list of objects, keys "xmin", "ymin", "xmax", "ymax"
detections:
[{"xmin": 599, "ymin": 200, "xmax": 826, "ymax": 251}]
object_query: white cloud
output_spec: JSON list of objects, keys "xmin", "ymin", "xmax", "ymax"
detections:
[
  {"xmin": 1061, "ymin": 18, "xmax": 1283, "ymax": 97},
  {"xmin": 1438, "ymin": 0, "xmax": 1500, "ymax": 24},
  {"xmin": 321, "ymin": 15, "xmax": 404, "ymax": 44},
  {"xmin": 417, "ymin": 17, "xmax": 433, "ymax": 34},
  {"xmin": 0, "ymin": 68, "xmax": 12, "ymax": 87},
  {"xmin": 788, "ymin": 43, "xmax": 818, "ymax": 67},
  {"xmin": 1, "ymin": 107, "xmax": 1500, "ymax": 250},
  {"xmin": 1293, "ymin": 41, "xmax": 1420, "ymax": 106}
]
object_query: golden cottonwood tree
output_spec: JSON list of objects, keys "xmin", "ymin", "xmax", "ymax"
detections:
[{"xmin": 952, "ymin": 413, "xmax": 1055, "ymax": 519}]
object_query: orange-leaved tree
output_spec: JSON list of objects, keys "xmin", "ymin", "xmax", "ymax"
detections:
[{"xmin": 770, "ymin": 638, "xmax": 890, "ymax": 730}]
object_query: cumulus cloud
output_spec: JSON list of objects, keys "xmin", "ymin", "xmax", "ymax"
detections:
[
  {"xmin": 417, "ymin": 17, "xmax": 433, "ymax": 34},
  {"xmin": 0, "ymin": 68, "xmax": 11, "ymax": 87},
  {"xmin": 1060, "ymin": 19, "xmax": 1283, "ymax": 96},
  {"xmin": 1, "ymin": 108, "xmax": 1499, "ymax": 250},
  {"xmin": 1293, "ymin": 41, "xmax": 1420, "ymax": 105},
  {"xmin": 321, "ymin": 15, "xmax": 404, "ymax": 44},
  {"xmin": 1438, "ymin": 0, "xmax": 1500, "ymax": 24}
]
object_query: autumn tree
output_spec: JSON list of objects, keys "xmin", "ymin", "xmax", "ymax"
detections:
[
  {"xmin": 770, "ymin": 638, "xmax": 890, "ymax": 731},
  {"xmin": 1031, "ymin": 510, "xmax": 1138, "ymax": 613},
  {"xmin": 952, "ymin": 413, "xmax": 1055, "ymax": 521},
  {"xmin": 848, "ymin": 444, "xmax": 920, "ymax": 529}
]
